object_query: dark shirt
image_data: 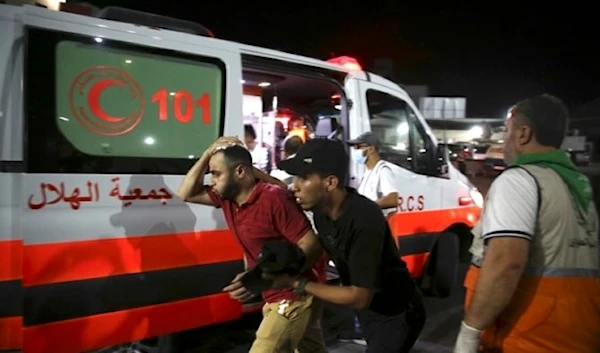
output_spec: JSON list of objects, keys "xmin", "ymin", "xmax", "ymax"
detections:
[
  {"xmin": 207, "ymin": 181, "xmax": 323, "ymax": 303},
  {"xmin": 313, "ymin": 188, "xmax": 415, "ymax": 316}
]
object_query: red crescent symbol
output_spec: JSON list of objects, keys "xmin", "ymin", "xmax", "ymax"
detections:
[
  {"xmin": 87, "ymin": 79, "xmax": 126, "ymax": 123},
  {"xmin": 69, "ymin": 66, "xmax": 145, "ymax": 137}
]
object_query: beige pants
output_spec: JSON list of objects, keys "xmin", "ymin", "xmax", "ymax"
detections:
[{"xmin": 249, "ymin": 295, "xmax": 328, "ymax": 353}]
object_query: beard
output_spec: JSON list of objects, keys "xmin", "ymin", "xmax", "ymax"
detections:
[{"xmin": 218, "ymin": 175, "xmax": 241, "ymax": 200}]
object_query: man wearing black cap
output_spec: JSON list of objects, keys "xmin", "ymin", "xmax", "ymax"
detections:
[
  {"xmin": 337, "ymin": 131, "xmax": 403, "ymax": 344},
  {"xmin": 267, "ymin": 138, "xmax": 426, "ymax": 353}
]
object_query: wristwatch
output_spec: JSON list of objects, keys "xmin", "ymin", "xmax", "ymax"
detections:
[{"xmin": 293, "ymin": 277, "xmax": 309, "ymax": 296}]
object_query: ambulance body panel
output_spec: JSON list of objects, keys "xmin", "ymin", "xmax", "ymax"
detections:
[{"xmin": 0, "ymin": 4, "xmax": 481, "ymax": 352}]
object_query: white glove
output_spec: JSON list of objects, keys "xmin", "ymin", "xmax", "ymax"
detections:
[{"xmin": 453, "ymin": 321, "xmax": 482, "ymax": 353}]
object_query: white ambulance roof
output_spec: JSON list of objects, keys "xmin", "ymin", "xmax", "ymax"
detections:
[
  {"xmin": 1, "ymin": 3, "xmax": 416, "ymax": 117},
  {"xmin": 0, "ymin": 5, "xmax": 417, "ymax": 85}
]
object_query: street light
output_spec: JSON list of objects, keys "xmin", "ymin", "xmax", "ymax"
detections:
[{"xmin": 468, "ymin": 126, "xmax": 483, "ymax": 139}]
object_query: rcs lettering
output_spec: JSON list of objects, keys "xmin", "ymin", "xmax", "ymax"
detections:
[{"xmin": 397, "ymin": 195, "xmax": 424, "ymax": 212}]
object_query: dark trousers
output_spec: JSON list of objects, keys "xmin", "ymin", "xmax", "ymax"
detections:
[{"xmin": 358, "ymin": 288, "xmax": 426, "ymax": 353}]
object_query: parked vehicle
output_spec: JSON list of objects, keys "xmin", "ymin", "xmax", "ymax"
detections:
[
  {"xmin": 483, "ymin": 143, "xmax": 506, "ymax": 176},
  {"xmin": 439, "ymin": 143, "xmax": 468, "ymax": 173}
]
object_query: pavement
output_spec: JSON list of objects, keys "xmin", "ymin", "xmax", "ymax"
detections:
[
  {"xmin": 322, "ymin": 265, "xmax": 469, "ymax": 353},
  {"xmin": 181, "ymin": 264, "xmax": 469, "ymax": 353}
]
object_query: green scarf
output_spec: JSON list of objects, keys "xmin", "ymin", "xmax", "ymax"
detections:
[{"xmin": 512, "ymin": 150, "xmax": 593, "ymax": 212}]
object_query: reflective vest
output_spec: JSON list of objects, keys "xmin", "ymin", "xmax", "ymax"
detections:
[
  {"xmin": 465, "ymin": 164, "xmax": 600, "ymax": 353},
  {"xmin": 288, "ymin": 127, "xmax": 310, "ymax": 142}
]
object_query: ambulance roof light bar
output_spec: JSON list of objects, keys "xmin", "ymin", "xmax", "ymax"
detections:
[{"xmin": 327, "ymin": 56, "xmax": 362, "ymax": 71}]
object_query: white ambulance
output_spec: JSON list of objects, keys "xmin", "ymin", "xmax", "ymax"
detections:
[{"xmin": 0, "ymin": 4, "xmax": 482, "ymax": 353}]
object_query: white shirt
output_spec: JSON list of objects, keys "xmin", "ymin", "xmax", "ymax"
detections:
[
  {"xmin": 470, "ymin": 168, "xmax": 539, "ymax": 261},
  {"xmin": 481, "ymin": 168, "xmax": 538, "ymax": 241},
  {"xmin": 270, "ymin": 153, "xmax": 296, "ymax": 186},
  {"xmin": 357, "ymin": 160, "xmax": 399, "ymax": 215},
  {"xmin": 249, "ymin": 145, "xmax": 269, "ymax": 171},
  {"xmin": 270, "ymin": 169, "xmax": 293, "ymax": 185}
]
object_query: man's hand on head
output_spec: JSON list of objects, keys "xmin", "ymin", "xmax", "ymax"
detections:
[{"xmin": 204, "ymin": 136, "xmax": 245, "ymax": 157}]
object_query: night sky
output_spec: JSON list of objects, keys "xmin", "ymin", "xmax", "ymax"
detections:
[{"xmin": 85, "ymin": 1, "xmax": 599, "ymax": 118}]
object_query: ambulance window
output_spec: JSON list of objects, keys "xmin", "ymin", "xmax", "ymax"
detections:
[
  {"xmin": 25, "ymin": 28, "xmax": 225, "ymax": 174},
  {"xmin": 365, "ymin": 90, "xmax": 412, "ymax": 170},
  {"xmin": 54, "ymin": 42, "xmax": 223, "ymax": 159},
  {"xmin": 407, "ymin": 106, "xmax": 434, "ymax": 174}
]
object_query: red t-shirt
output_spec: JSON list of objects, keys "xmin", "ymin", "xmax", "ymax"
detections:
[{"xmin": 207, "ymin": 181, "xmax": 324, "ymax": 303}]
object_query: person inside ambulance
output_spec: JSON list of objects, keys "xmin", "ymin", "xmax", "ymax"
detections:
[
  {"xmin": 244, "ymin": 124, "xmax": 272, "ymax": 173},
  {"xmin": 270, "ymin": 135, "xmax": 304, "ymax": 187},
  {"xmin": 273, "ymin": 121, "xmax": 287, "ymax": 166},
  {"xmin": 454, "ymin": 94, "xmax": 600, "ymax": 353},
  {"xmin": 347, "ymin": 131, "xmax": 400, "ymax": 216},
  {"xmin": 287, "ymin": 116, "xmax": 311, "ymax": 143}
]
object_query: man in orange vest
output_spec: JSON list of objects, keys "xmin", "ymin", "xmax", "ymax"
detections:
[
  {"xmin": 287, "ymin": 117, "xmax": 310, "ymax": 143},
  {"xmin": 454, "ymin": 94, "xmax": 600, "ymax": 353}
]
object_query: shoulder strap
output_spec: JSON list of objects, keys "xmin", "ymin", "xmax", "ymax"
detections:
[{"xmin": 513, "ymin": 163, "xmax": 590, "ymax": 223}]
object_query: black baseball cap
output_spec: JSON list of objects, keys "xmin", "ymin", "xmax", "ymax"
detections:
[
  {"xmin": 346, "ymin": 131, "xmax": 382, "ymax": 150},
  {"xmin": 277, "ymin": 138, "xmax": 348, "ymax": 181}
]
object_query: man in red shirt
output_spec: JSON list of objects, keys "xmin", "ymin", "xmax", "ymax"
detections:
[{"xmin": 177, "ymin": 136, "xmax": 327, "ymax": 353}]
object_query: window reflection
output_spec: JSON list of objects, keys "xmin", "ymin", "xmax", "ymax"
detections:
[{"xmin": 366, "ymin": 90, "xmax": 432, "ymax": 173}]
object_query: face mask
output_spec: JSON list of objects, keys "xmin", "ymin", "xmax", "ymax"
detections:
[{"xmin": 353, "ymin": 149, "xmax": 366, "ymax": 164}]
